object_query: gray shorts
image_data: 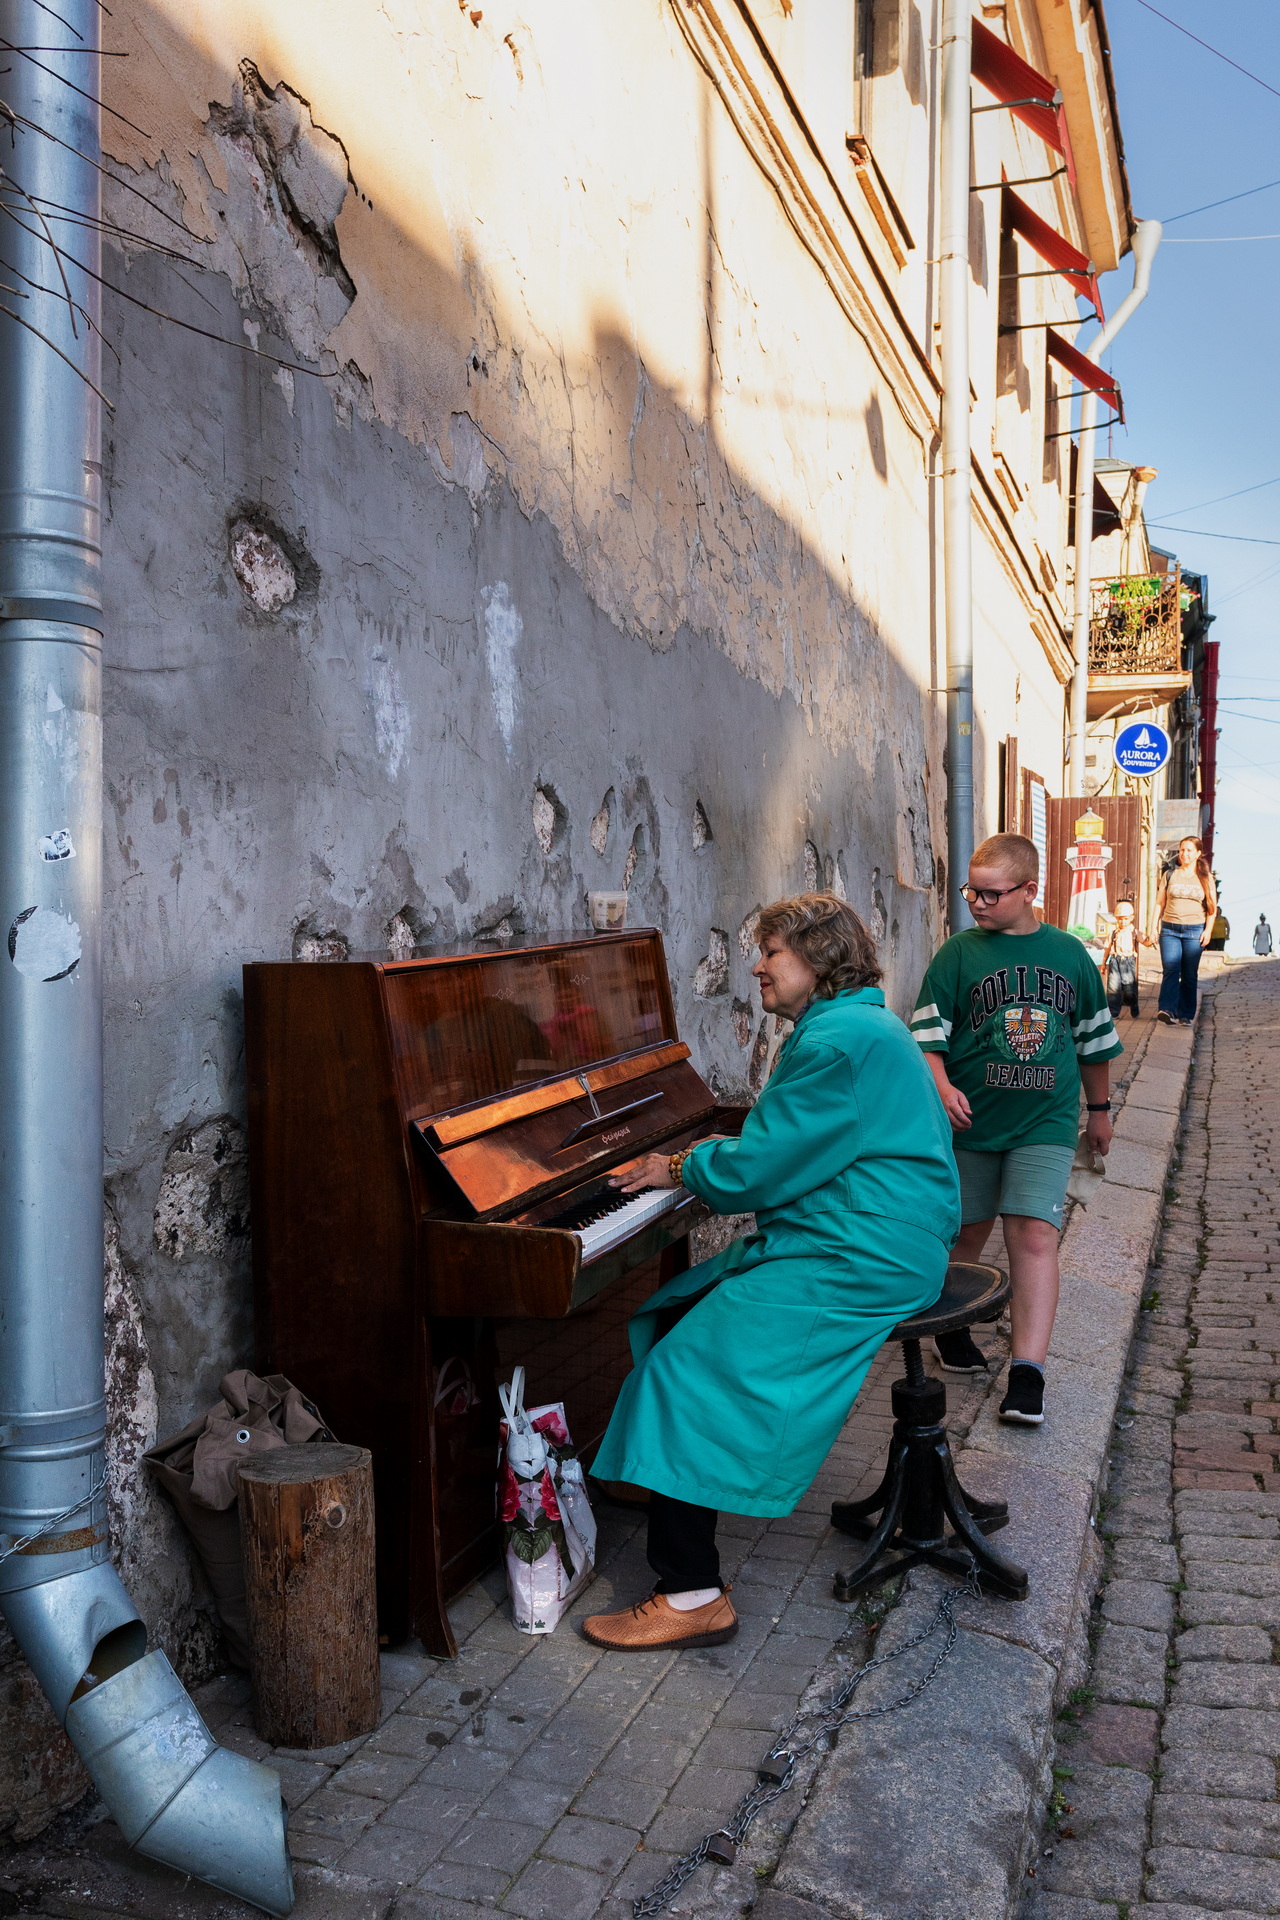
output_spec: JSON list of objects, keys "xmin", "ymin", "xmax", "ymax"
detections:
[{"xmin": 953, "ymin": 1142, "xmax": 1076, "ymax": 1230}]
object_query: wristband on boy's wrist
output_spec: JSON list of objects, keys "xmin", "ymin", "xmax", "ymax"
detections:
[{"xmin": 1086, "ymin": 1102, "xmax": 1111, "ymax": 1112}]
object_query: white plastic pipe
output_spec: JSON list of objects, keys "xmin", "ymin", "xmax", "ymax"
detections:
[
  {"xmin": 940, "ymin": 0, "xmax": 974, "ymax": 928},
  {"xmin": 1068, "ymin": 219, "xmax": 1162, "ymax": 793}
]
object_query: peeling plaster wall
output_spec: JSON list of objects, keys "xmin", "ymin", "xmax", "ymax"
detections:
[{"xmin": 0, "ymin": 0, "xmax": 1088, "ymax": 1835}]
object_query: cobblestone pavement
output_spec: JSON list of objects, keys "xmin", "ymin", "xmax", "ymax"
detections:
[
  {"xmin": 1, "ymin": 991, "xmax": 1166, "ymax": 1920},
  {"xmin": 1026, "ymin": 957, "xmax": 1280, "ymax": 1920}
]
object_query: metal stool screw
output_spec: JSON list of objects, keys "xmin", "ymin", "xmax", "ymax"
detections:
[{"xmin": 831, "ymin": 1264, "xmax": 1029, "ymax": 1602}]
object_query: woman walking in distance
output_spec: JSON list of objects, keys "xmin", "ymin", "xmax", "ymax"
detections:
[
  {"xmin": 582, "ymin": 894, "xmax": 959, "ymax": 1652},
  {"xmin": 1156, "ymin": 836, "xmax": 1217, "ymax": 1026}
]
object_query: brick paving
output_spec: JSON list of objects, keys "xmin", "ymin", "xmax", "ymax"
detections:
[{"xmin": 1026, "ymin": 957, "xmax": 1280, "ymax": 1920}]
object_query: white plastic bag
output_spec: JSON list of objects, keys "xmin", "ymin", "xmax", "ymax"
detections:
[
  {"xmin": 1066, "ymin": 1128, "xmax": 1107, "ymax": 1206},
  {"xmin": 498, "ymin": 1366, "xmax": 597, "ymax": 1634}
]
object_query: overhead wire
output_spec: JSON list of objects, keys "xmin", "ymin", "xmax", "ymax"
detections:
[
  {"xmin": 1129, "ymin": 0, "xmax": 1280, "ymax": 103},
  {"xmin": 1159, "ymin": 475, "xmax": 1280, "ymax": 518},
  {"xmin": 0, "ymin": 10, "xmax": 325, "ymax": 405},
  {"xmin": 29, "ymin": 1, "xmax": 84, "ymax": 38},
  {"xmin": 0, "ymin": 38, "xmax": 148, "ymax": 138},
  {"xmin": 0, "ymin": 203, "xmax": 340, "ymax": 381},
  {"xmin": 1215, "ymin": 563, "xmax": 1280, "ymax": 607},
  {"xmin": 1160, "ymin": 179, "xmax": 1280, "ymax": 227},
  {"xmin": 1146, "ymin": 526, "xmax": 1280, "ymax": 546},
  {"xmin": 1, "ymin": 102, "xmax": 212, "ymax": 244}
]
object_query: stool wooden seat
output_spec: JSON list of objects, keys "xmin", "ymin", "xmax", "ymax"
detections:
[{"xmin": 831, "ymin": 1261, "xmax": 1029, "ymax": 1602}]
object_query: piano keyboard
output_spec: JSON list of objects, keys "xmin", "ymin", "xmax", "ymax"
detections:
[{"xmin": 543, "ymin": 1184, "xmax": 684, "ymax": 1263}]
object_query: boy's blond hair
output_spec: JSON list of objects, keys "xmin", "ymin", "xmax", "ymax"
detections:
[{"xmin": 971, "ymin": 833, "xmax": 1038, "ymax": 886}]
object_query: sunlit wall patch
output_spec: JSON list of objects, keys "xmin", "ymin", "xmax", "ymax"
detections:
[{"xmin": 8, "ymin": 905, "xmax": 81, "ymax": 980}]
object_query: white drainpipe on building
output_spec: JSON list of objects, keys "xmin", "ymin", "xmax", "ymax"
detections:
[
  {"xmin": 1067, "ymin": 219, "xmax": 1163, "ymax": 794},
  {"xmin": 0, "ymin": 2, "xmax": 291, "ymax": 1908},
  {"xmin": 939, "ymin": 0, "xmax": 974, "ymax": 928}
]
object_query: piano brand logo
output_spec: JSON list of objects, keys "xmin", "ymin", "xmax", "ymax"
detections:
[{"xmin": 599, "ymin": 1126, "xmax": 631, "ymax": 1146}]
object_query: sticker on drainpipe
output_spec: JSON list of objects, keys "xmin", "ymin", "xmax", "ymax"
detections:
[
  {"xmin": 8, "ymin": 906, "xmax": 81, "ymax": 980},
  {"xmin": 38, "ymin": 829, "xmax": 75, "ymax": 862}
]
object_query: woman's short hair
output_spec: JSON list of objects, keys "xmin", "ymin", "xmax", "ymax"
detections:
[{"xmin": 755, "ymin": 892, "xmax": 882, "ymax": 997}]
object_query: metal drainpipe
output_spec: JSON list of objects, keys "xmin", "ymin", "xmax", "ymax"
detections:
[
  {"xmin": 940, "ymin": 0, "xmax": 974, "ymax": 930},
  {"xmin": 0, "ymin": 5, "xmax": 291, "ymax": 1910},
  {"xmin": 1199, "ymin": 634, "xmax": 1219, "ymax": 869},
  {"xmin": 1067, "ymin": 219, "xmax": 1162, "ymax": 795}
]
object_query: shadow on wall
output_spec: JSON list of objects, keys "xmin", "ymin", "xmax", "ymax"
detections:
[{"xmin": 0, "ymin": 0, "xmax": 990, "ymax": 1845}]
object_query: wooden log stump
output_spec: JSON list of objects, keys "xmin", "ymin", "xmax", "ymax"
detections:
[{"xmin": 238, "ymin": 1441, "xmax": 380, "ymax": 1749}]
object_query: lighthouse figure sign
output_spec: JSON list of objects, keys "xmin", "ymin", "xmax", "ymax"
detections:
[{"xmin": 1065, "ymin": 809, "xmax": 1113, "ymax": 940}]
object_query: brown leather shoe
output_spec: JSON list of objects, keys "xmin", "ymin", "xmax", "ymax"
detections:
[{"xmin": 582, "ymin": 1588, "xmax": 738, "ymax": 1651}]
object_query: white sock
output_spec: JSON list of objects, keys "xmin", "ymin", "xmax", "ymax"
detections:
[{"xmin": 665, "ymin": 1586, "xmax": 721, "ymax": 1610}]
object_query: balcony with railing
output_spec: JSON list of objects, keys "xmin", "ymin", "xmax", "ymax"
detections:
[{"xmin": 1086, "ymin": 570, "xmax": 1193, "ymax": 719}]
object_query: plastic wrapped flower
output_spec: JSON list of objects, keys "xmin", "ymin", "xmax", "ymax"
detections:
[
  {"xmin": 532, "ymin": 1409, "xmax": 570, "ymax": 1446},
  {"xmin": 499, "ymin": 1462, "xmax": 521, "ymax": 1523},
  {"xmin": 539, "ymin": 1467, "xmax": 562, "ymax": 1524}
]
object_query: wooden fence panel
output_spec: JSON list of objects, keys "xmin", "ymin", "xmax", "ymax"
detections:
[{"xmin": 1043, "ymin": 796, "xmax": 1143, "ymax": 931}]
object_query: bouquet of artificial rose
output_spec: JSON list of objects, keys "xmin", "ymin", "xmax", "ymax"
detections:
[{"xmin": 497, "ymin": 1366, "xmax": 596, "ymax": 1633}]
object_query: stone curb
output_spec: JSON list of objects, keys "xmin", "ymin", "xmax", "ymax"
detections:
[{"xmin": 771, "ymin": 1016, "xmax": 1198, "ymax": 1920}]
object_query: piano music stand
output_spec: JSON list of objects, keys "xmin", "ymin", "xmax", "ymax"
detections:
[{"xmin": 830, "ymin": 1262, "xmax": 1029, "ymax": 1602}]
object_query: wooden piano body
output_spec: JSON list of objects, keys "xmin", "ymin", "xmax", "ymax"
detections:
[{"xmin": 244, "ymin": 928, "xmax": 745, "ymax": 1655}]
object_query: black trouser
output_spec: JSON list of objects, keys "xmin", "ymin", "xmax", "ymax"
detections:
[
  {"xmin": 647, "ymin": 1492, "xmax": 721, "ymax": 1592},
  {"xmin": 1107, "ymin": 953, "xmax": 1140, "ymax": 1017}
]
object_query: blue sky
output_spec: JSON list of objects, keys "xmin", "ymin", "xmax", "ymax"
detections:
[{"xmin": 1091, "ymin": 0, "xmax": 1279, "ymax": 950}]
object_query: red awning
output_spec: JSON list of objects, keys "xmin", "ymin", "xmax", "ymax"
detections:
[
  {"xmin": 1047, "ymin": 328, "xmax": 1124, "ymax": 422},
  {"xmin": 1004, "ymin": 187, "xmax": 1102, "ymax": 320},
  {"xmin": 971, "ymin": 19, "xmax": 1078, "ymax": 197}
]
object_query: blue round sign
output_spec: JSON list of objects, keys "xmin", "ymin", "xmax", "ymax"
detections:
[{"xmin": 1113, "ymin": 721, "xmax": 1171, "ymax": 778}]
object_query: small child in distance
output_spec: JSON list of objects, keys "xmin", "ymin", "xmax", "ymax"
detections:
[{"xmin": 1102, "ymin": 900, "xmax": 1153, "ymax": 1020}]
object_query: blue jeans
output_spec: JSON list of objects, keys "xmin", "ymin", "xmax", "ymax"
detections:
[{"xmin": 1159, "ymin": 923, "xmax": 1204, "ymax": 1021}]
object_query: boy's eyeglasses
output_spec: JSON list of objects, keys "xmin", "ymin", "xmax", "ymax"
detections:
[{"xmin": 961, "ymin": 882, "xmax": 1029, "ymax": 907}]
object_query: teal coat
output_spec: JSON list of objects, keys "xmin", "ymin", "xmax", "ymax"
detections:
[{"xmin": 591, "ymin": 988, "xmax": 961, "ymax": 1515}]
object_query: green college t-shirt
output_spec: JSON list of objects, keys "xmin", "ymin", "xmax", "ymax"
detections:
[{"xmin": 909, "ymin": 925, "xmax": 1124, "ymax": 1152}]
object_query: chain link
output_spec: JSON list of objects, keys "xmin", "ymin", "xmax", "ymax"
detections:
[
  {"xmin": 0, "ymin": 1473, "xmax": 107, "ymax": 1566},
  {"xmin": 632, "ymin": 1564, "xmax": 981, "ymax": 1919}
]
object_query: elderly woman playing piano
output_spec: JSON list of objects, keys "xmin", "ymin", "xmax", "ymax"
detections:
[{"xmin": 584, "ymin": 892, "xmax": 960, "ymax": 1651}]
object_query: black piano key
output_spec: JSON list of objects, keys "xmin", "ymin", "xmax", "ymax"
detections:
[{"xmin": 543, "ymin": 1185, "xmax": 661, "ymax": 1232}]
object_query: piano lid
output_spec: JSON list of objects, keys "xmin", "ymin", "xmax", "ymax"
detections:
[{"xmin": 377, "ymin": 928, "xmax": 678, "ymax": 1121}]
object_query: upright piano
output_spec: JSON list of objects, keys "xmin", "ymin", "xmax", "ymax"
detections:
[{"xmin": 244, "ymin": 929, "xmax": 746, "ymax": 1655}]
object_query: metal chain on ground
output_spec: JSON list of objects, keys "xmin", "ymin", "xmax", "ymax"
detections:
[
  {"xmin": 0, "ymin": 1473, "xmax": 107, "ymax": 1565},
  {"xmin": 632, "ymin": 1563, "xmax": 981, "ymax": 1919}
]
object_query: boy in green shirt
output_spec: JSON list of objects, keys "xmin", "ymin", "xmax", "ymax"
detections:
[{"xmin": 910, "ymin": 833, "xmax": 1123, "ymax": 1425}]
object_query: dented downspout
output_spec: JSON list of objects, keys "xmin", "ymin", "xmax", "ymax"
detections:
[{"xmin": 0, "ymin": 4, "xmax": 291, "ymax": 1909}]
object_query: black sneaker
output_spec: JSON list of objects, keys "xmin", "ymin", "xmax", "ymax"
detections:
[
  {"xmin": 934, "ymin": 1328, "xmax": 989, "ymax": 1374},
  {"xmin": 999, "ymin": 1364, "xmax": 1045, "ymax": 1425},
  {"xmin": 1156, "ymin": 1010, "xmax": 1175, "ymax": 1026}
]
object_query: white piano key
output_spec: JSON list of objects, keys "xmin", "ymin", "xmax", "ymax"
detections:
[{"xmin": 576, "ymin": 1187, "xmax": 683, "ymax": 1262}]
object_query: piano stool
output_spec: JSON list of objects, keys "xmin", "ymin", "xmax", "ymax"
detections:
[{"xmin": 830, "ymin": 1261, "xmax": 1029, "ymax": 1602}]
